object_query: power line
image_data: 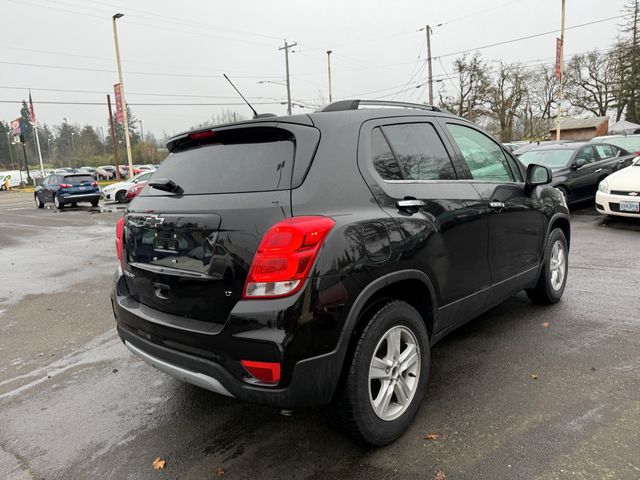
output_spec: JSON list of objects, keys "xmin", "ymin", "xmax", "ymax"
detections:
[
  {"xmin": 436, "ymin": 14, "xmax": 628, "ymax": 60},
  {"xmin": 0, "ymin": 100, "xmax": 283, "ymax": 106}
]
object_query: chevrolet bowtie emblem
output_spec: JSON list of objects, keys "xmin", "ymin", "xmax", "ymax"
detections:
[
  {"xmin": 144, "ymin": 215, "xmax": 165, "ymax": 226},
  {"xmin": 629, "ymin": 192, "xmax": 638, "ymax": 196}
]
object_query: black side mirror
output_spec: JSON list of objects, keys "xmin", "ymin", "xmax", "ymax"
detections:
[
  {"xmin": 573, "ymin": 159, "xmax": 587, "ymax": 169},
  {"xmin": 525, "ymin": 163, "xmax": 552, "ymax": 194}
]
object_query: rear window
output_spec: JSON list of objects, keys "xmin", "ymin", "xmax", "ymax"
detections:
[
  {"xmin": 63, "ymin": 175, "xmax": 94, "ymax": 183},
  {"xmin": 150, "ymin": 127, "xmax": 295, "ymax": 195}
]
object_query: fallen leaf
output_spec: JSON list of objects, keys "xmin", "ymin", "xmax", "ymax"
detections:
[
  {"xmin": 425, "ymin": 433, "xmax": 439, "ymax": 440},
  {"xmin": 530, "ymin": 373, "xmax": 538, "ymax": 380},
  {"xmin": 216, "ymin": 467, "xmax": 225, "ymax": 477},
  {"xmin": 152, "ymin": 457, "xmax": 166, "ymax": 470},
  {"xmin": 435, "ymin": 468, "xmax": 446, "ymax": 480},
  {"xmin": 542, "ymin": 322, "xmax": 550, "ymax": 328}
]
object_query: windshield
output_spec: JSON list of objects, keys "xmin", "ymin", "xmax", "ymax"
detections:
[
  {"xmin": 63, "ymin": 175, "xmax": 94, "ymax": 183},
  {"xmin": 519, "ymin": 149, "xmax": 574, "ymax": 169}
]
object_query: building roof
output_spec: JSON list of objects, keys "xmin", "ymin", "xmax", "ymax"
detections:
[
  {"xmin": 609, "ymin": 119, "xmax": 640, "ymax": 134},
  {"xmin": 550, "ymin": 116, "xmax": 609, "ymax": 132}
]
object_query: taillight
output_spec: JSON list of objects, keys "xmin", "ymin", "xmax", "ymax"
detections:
[
  {"xmin": 243, "ymin": 216, "xmax": 335, "ymax": 299},
  {"xmin": 116, "ymin": 217, "xmax": 124, "ymax": 270},
  {"xmin": 91, "ymin": 181, "xmax": 98, "ymax": 186},
  {"xmin": 59, "ymin": 183, "xmax": 72, "ymax": 188},
  {"xmin": 241, "ymin": 360, "xmax": 281, "ymax": 384}
]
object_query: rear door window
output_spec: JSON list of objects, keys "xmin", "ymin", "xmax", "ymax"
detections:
[
  {"xmin": 594, "ymin": 144, "xmax": 615, "ymax": 160},
  {"xmin": 445, "ymin": 124, "xmax": 516, "ymax": 182},
  {"xmin": 150, "ymin": 127, "xmax": 295, "ymax": 195},
  {"xmin": 371, "ymin": 123, "xmax": 457, "ymax": 181}
]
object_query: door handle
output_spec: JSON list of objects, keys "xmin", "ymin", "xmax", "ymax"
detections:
[
  {"xmin": 594, "ymin": 168, "xmax": 602, "ymax": 173},
  {"xmin": 396, "ymin": 199, "xmax": 425, "ymax": 214},
  {"xmin": 489, "ymin": 201, "xmax": 505, "ymax": 211},
  {"xmin": 397, "ymin": 199, "xmax": 425, "ymax": 208}
]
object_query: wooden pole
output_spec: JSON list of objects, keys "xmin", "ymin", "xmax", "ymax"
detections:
[{"xmin": 107, "ymin": 94, "xmax": 121, "ymax": 181}]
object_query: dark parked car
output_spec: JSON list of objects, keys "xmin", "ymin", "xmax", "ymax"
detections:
[
  {"xmin": 111, "ymin": 100, "xmax": 570, "ymax": 445},
  {"xmin": 35, "ymin": 173, "xmax": 100, "ymax": 209},
  {"xmin": 518, "ymin": 142, "xmax": 635, "ymax": 204}
]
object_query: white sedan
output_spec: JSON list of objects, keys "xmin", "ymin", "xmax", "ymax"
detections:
[
  {"xmin": 101, "ymin": 170, "xmax": 155, "ymax": 203},
  {"xmin": 596, "ymin": 157, "xmax": 640, "ymax": 218}
]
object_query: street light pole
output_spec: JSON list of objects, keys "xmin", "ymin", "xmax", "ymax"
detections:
[
  {"xmin": 326, "ymin": 50, "xmax": 333, "ymax": 102},
  {"xmin": 279, "ymin": 39, "xmax": 297, "ymax": 115},
  {"xmin": 112, "ymin": 13, "xmax": 134, "ymax": 176},
  {"xmin": 555, "ymin": 0, "xmax": 566, "ymax": 141},
  {"xmin": 138, "ymin": 119, "xmax": 144, "ymax": 143}
]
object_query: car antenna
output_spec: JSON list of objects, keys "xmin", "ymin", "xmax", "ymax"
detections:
[{"xmin": 223, "ymin": 73, "xmax": 259, "ymax": 118}]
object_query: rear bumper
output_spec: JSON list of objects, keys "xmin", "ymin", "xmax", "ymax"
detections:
[
  {"xmin": 111, "ymin": 272, "xmax": 349, "ymax": 408},
  {"xmin": 59, "ymin": 192, "xmax": 100, "ymax": 203}
]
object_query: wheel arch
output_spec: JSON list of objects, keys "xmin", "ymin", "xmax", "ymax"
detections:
[{"xmin": 548, "ymin": 213, "xmax": 571, "ymax": 250}]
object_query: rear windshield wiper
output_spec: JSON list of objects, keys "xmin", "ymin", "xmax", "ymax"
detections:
[{"xmin": 149, "ymin": 178, "xmax": 183, "ymax": 194}]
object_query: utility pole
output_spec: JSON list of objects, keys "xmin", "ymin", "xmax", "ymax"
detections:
[
  {"xmin": 107, "ymin": 94, "xmax": 121, "ymax": 181},
  {"xmin": 21, "ymin": 141, "xmax": 31, "ymax": 184},
  {"xmin": 327, "ymin": 50, "xmax": 333, "ymax": 102},
  {"xmin": 556, "ymin": 0, "xmax": 566, "ymax": 141},
  {"xmin": 279, "ymin": 39, "xmax": 297, "ymax": 115},
  {"xmin": 138, "ymin": 119, "xmax": 144, "ymax": 143},
  {"xmin": 426, "ymin": 25, "xmax": 434, "ymax": 104},
  {"xmin": 112, "ymin": 13, "xmax": 134, "ymax": 176}
]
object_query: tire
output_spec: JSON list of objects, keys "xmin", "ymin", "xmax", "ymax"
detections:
[
  {"xmin": 53, "ymin": 194, "xmax": 64, "ymax": 210},
  {"xmin": 91, "ymin": 199, "xmax": 99, "ymax": 207},
  {"xmin": 330, "ymin": 300, "xmax": 430, "ymax": 446},
  {"xmin": 34, "ymin": 194, "xmax": 44, "ymax": 209},
  {"xmin": 526, "ymin": 228, "xmax": 568, "ymax": 304},
  {"xmin": 115, "ymin": 190, "xmax": 127, "ymax": 203}
]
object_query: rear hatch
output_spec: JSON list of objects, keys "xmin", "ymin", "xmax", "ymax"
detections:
[
  {"xmin": 62, "ymin": 174, "xmax": 98, "ymax": 194},
  {"xmin": 123, "ymin": 122, "xmax": 319, "ymax": 324}
]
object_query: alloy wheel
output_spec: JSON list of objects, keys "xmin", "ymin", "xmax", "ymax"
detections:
[
  {"xmin": 368, "ymin": 325, "xmax": 421, "ymax": 421},
  {"xmin": 549, "ymin": 240, "xmax": 566, "ymax": 291}
]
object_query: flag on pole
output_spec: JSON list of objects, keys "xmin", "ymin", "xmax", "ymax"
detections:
[
  {"xmin": 555, "ymin": 37, "xmax": 563, "ymax": 79},
  {"xmin": 28, "ymin": 90, "xmax": 37, "ymax": 124},
  {"xmin": 114, "ymin": 83, "xmax": 124, "ymax": 124}
]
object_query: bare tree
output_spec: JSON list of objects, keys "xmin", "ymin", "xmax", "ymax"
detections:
[
  {"xmin": 565, "ymin": 50, "xmax": 624, "ymax": 117},
  {"xmin": 620, "ymin": 0, "xmax": 640, "ymax": 122},
  {"xmin": 438, "ymin": 52, "xmax": 491, "ymax": 122},
  {"xmin": 487, "ymin": 62, "xmax": 528, "ymax": 142}
]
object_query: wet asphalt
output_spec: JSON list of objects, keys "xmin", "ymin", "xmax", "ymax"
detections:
[{"xmin": 0, "ymin": 192, "xmax": 638, "ymax": 480}]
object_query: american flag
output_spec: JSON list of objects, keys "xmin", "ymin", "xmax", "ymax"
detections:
[{"xmin": 28, "ymin": 90, "xmax": 37, "ymax": 124}]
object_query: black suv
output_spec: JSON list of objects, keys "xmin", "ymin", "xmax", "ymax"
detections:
[{"xmin": 111, "ymin": 100, "xmax": 570, "ymax": 445}]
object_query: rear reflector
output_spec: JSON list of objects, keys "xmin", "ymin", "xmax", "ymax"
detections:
[
  {"xmin": 116, "ymin": 217, "xmax": 124, "ymax": 271},
  {"xmin": 243, "ymin": 216, "xmax": 335, "ymax": 299},
  {"xmin": 241, "ymin": 360, "xmax": 281, "ymax": 383}
]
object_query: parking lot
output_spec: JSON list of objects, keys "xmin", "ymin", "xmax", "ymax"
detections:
[{"xmin": 0, "ymin": 192, "xmax": 638, "ymax": 480}]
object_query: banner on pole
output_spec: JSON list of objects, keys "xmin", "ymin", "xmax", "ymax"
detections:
[
  {"xmin": 555, "ymin": 37, "xmax": 563, "ymax": 79},
  {"xmin": 114, "ymin": 83, "xmax": 124, "ymax": 124},
  {"xmin": 10, "ymin": 118, "xmax": 21, "ymax": 135}
]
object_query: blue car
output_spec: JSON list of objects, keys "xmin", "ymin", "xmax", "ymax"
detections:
[{"xmin": 35, "ymin": 173, "xmax": 100, "ymax": 209}]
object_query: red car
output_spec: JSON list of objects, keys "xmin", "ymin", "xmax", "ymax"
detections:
[{"xmin": 126, "ymin": 180, "xmax": 146, "ymax": 201}]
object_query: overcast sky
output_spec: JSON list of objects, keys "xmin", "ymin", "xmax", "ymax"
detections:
[{"xmin": 0, "ymin": 0, "xmax": 630, "ymax": 139}]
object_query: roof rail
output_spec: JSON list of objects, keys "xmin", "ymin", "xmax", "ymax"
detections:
[{"xmin": 317, "ymin": 99, "xmax": 441, "ymax": 113}]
